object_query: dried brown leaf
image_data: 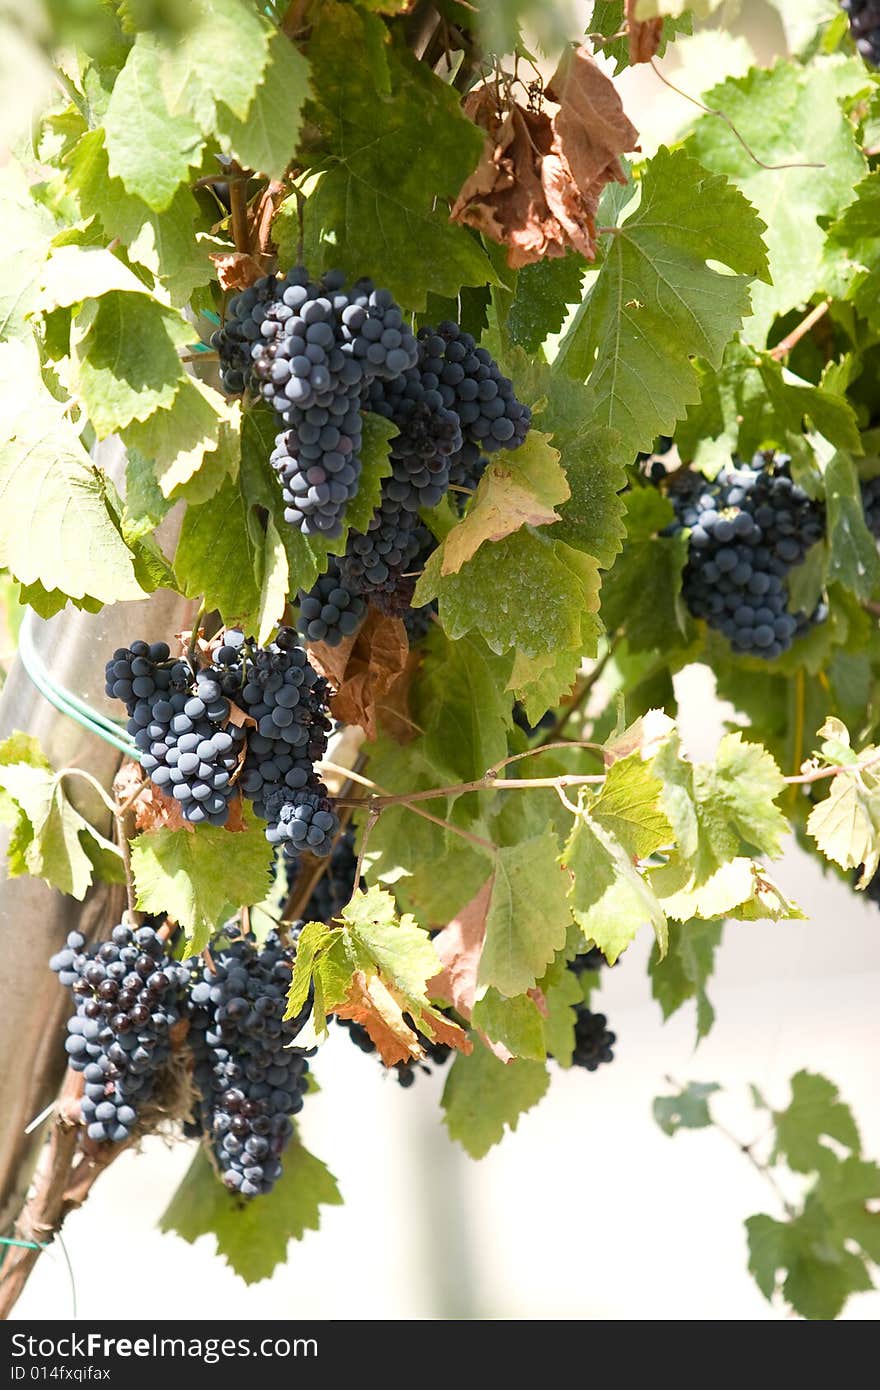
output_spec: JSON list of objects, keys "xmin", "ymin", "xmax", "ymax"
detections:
[
  {"xmin": 545, "ymin": 46, "xmax": 639, "ymax": 198},
  {"xmin": 428, "ymin": 878, "xmax": 494, "ymax": 1018},
  {"xmin": 626, "ymin": 0, "xmax": 664, "ymax": 64},
  {"xmin": 209, "ymin": 250, "xmax": 266, "ymax": 291},
  {"xmin": 310, "ymin": 609, "xmax": 411, "ymax": 741},
  {"xmin": 334, "ymin": 971, "xmax": 425, "ymax": 1066},
  {"xmin": 452, "ymin": 56, "xmax": 638, "ymax": 268}
]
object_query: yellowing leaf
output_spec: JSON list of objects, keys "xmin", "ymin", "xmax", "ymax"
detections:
[{"xmin": 439, "ymin": 431, "xmax": 568, "ymax": 576}]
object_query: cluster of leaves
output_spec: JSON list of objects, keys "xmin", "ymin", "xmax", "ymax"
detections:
[{"xmin": 656, "ymin": 1072, "xmax": 880, "ymax": 1320}]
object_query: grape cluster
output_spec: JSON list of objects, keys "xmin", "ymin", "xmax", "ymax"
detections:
[
  {"xmin": 107, "ymin": 630, "xmax": 338, "ymax": 858},
  {"xmin": 214, "ymin": 269, "xmax": 418, "ymax": 538},
  {"xmin": 417, "ymin": 323, "xmax": 532, "ymax": 453},
  {"xmin": 296, "ymin": 324, "xmax": 531, "ymax": 632},
  {"xmin": 296, "ymin": 558, "xmax": 367, "ymax": 646},
  {"xmin": 50, "ymin": 922, "xmax": 189, "ymax": 1144},
  {"xmin": 185, "ymin": 931, "xmax": 310, "ymax": 1198},
  {"xmin": 665, "ymin": 451, "xmax": 826, "ymax": 660},
  {"xmin": 841, "ymin": 0, "xmax": 880, "ymax": 66},
  {"xmin": 105, "ymin": 643, "xmax": 245, "ymax": 826},
  {"xmin": 570, "ymin": 1007, "xmax": 616, "ymax": 1072},
  {"xmin": 214, "ymin": 264, "xmax": 533, "ymax": 642},
  {"xmin": 210, "ymin": 629, "xmax": 338, "ymax": 861}
]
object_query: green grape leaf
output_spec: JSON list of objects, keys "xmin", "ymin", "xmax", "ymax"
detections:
[
  {"xmin": 561, "ymin": 810, "xmax": 668, "ymax": 963},
  {"xmin": 686, "ymin": 57, "xmax": 869, "ymax": 344},
  {"xmin": 0, "ymin": 761, "xmax": 121, "ymax": 901},
  {"xmin": 130, "ymin": 814, "xmax": 274, "ymax": 953},
  {"xmin": 506, "ymin": 255, "xmax": 584, "ymax": 354},
  {"xmin": 416, "ymin": 630, "xmax": 512, "ymax": 790},
  {"xmin": 549, "ymin": 423, "xmax": 631, "ymax": 572},
  {"xmin": 71, "ymin": 291, "xmax": 189, "ymax": 438},
  {"xmin": 588, "ymin": 1, "xmax": 693, "ymax": 74},
  {"xmin": 508, "ymin": 645, "xmax": 582, "ymax": 727},
  {"xmin": 216, "ymin": 31, "xmax": 310, "ymax": 181},
  {"xmin": 591, "ymin": 753, "xmax": 674, "ymax": 860},
  {"xmin": 538, "ymin": 954, "xmax": 584, "ymax": 1068},
  {"xmin": 0, "ymin": 343, "xmax": 146, "ymax": 607},
  {"xmin": 500, "ymin": 358, "xmax": 631, "ymax": 571},
  {"xmin": 66, "ymin": 128, "xmax": 211, "ymax": 307},
  {"xmin": 824, "ymin": 451, "xmax": 880, "ymax": 600},
  {"xmin": 0, "ymin": 160, "xmax": 57, "ymax": 341},
  {"xmin": 827, "ymin": 170, "xmax": 880, "ymax": 334},
  {"xmin": 442, "ymin": 1044, "xmax": 549, "ymax": 1158},
  {"xmin": 290, "ymin": 1, "xmax": 492, "ymax": 309},
  {"xmin": 159, "ymin": 0, "xmax": 270, "ymax": 130},
  {"xmin": 123, "ymin": 377, "xmax": 241, "ymax": 504},
  {"xmin": 648, "ymin": 918, "xmax": 723, "ymax": 1042},
  {"xmin": 812, "ymin": 1155, "xmax": 880, "ymax": 1264},
  {"xmin": 746, "ymin": 1207, "xmax": 873, "ymax": 1321},
  {"xmin": 773, "ymin": 1070, "xmax": 861, "ymax": 1174},
  {"xmin": 159, "ymin": 1139, "xmax": 342, "ymax": 1283},
  {"xmin": 654, "ymin": 731, "xmax": 787, "ymax": 884},
  {"xmin": 556, "ymin": 146, "xmax": 769, "ymax": 455},
  {"xmin": 478, "ymin": 833, "xmax": 571, "ymax": 996},
  {"xmin": 174, "ymin": 468, "xmax": 262, "ymax": 627},
  {"xmin": 438, "ymin": 432, "xmax": 569, "ymax": 577},
  {"xmin": 104, "ymin": 34, "xmax": 204, "ymax": 210},
  {"xmin": 415, "ymin": 531, "xmax": 601, "ymax": 661},
  {"xmin": 653, "ymin": 1080, "xmax": 720, "ymax": 1136},
  {"xmin": 806, "ymin": 740, "xmax": 880, "ymax": 884},
  {"xmin": 650, "ymin": 856, "xmax": 802, "ymax": 923},
  {"xmin": 680, "ymin": 343, "xmax": 862, "ymax": 469},
  {"xmin": 472, "ymin": 988, "xmax": 546, "ymax": 1061},
  {"xmin": 287, "ymin": 886, "xmax": 468, "ymax": 1062}
]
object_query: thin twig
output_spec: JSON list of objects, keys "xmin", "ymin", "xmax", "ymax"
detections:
[
  {"xmin": 489, "ymin": 739, "xmax": 606, "ymax": 776},
  {"xmin": 649, "ymin": 60, "xmax": 825, "ymax": 172},
  {"xmin": 769, "ymin": 300, "xmax": 832, "ymax": 360}
]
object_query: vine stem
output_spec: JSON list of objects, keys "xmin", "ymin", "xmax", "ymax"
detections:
[
  {"xmin": 0, "ymin": 1072, "xmax": 130, "ymax": 1320},
  {"xmin": 769, "ymin": 300, "xmax": 832, "ymax": 361}
]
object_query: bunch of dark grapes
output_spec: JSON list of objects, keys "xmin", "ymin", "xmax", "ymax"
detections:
[
  {"xmin": 664, "ymin": 451, "xmax": 826, "ymax": 660},
  {"xmin": 841, "ymin": 0, "xmax": 880, "ymax": 65},
  {"xmin": 293, "ymin": 313, "xmax": 532, "ymax": 637},
  {"xmin": 50, "ymin": 922, "xmax": 189, "ymax": 1144},
  {"xmin": 214, "ymin": 268, "xmax": 418, "ymax": 538},
  {"xmin": 185, "ymin": 930, "xmax": 310, "ymax": 1198},
  {"xmin": 210, "ymin": 628, "xmax": 338, "ymax": 859},
  {"xmin": 105, "ymin": 642, "xmax": 245, "ymax": 826},
  {"xmin": 296, "ymin": 558, "xmax": 367, "ymax": 646},
  {"xmin": 570, "ymin": 1007, "xmax": 616, "ymax": 1072},
  {"xmin": 107, "ymin": 629, "xmax": 338, "ymax": 857},
  {"xmin": 334, "ymin": 1015, "xmax": 452, "ymax": 1088},
  {"xmin": 416, "ymin": 323, "xmax": 531, "ymax": 453},
  {"xmin": 565, "ymin": 947, "xmax": 616, "ymax": 1072}
]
